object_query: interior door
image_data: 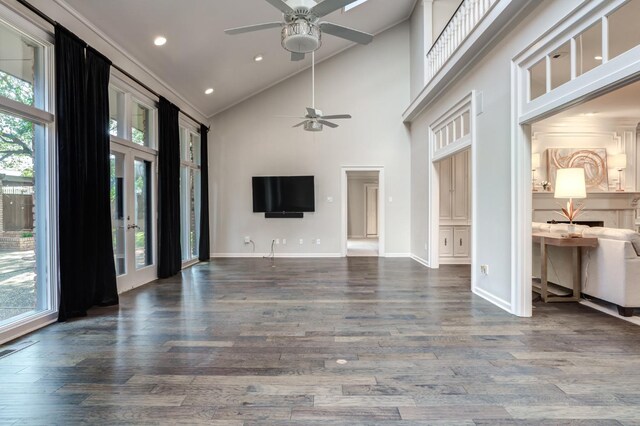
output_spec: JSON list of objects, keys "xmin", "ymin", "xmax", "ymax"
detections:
[
  {"xmin": 365, "ymin": 184, "xmax": 378, "ymax": 237},
  {"xmin": 110, "ymin": 143, "xmax": 157, "ymax": 292}
]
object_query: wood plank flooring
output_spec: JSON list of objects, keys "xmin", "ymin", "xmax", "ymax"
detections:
[{"xmin": 1, "ymin": 258, "xmax": 640, "ymax": 424}]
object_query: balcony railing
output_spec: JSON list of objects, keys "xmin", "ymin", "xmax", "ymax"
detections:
[{"xmin": 425, "ymin": 0, "xmax": 499, "ymax": 83}]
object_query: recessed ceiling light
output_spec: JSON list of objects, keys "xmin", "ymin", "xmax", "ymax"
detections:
[
  {"xmin": 254, "ymin": 54, "xmax": 264, "ymax": 62},
  {"xmin": 336, "ymin": 359, "xmax": 348, "ymax": 365},
  {"xmin": 595, "ymin": 55, "xmax": 603, "ymax": 60},
  {"xmin": 205, "ymin": 88, "xmax": 214, "ymax": 95},
  {"xmin": 154, "ymin": 36, "xmax": 167, "ymax": 46}
]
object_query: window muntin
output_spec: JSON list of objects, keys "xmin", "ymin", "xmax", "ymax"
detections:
[
  {"xmin": 108, "ymin": 84, "xmax": 156, "ymax": 149},
  {"xmin": 432, "ymin": 106, "xmax": 471, "ymax": 156}
]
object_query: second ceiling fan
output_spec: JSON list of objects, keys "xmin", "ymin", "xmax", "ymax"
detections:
[{"xmin": 225, "ymin": 0, "xmax": 374, "ymax": 61}]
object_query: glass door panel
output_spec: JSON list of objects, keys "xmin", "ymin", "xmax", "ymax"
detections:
[
  {"xmin": 134, "ymin": 159, "xmax": 152, "ymax": 269},
  {"xmin": 110, "ymin": 152, "xmax": 126, "ymax": 276}
]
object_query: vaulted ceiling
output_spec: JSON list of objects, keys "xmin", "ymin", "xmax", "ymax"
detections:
[{"xmin": 61, "ymin": 0, "xmax": 416, "ymax": 118}]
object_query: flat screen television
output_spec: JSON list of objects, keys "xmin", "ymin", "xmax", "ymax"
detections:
[{"xmin": 252, "ymin": 176, "xmax": 315, "ymax": 213}]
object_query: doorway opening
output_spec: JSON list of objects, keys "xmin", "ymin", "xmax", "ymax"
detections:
[{"xmin": 341, "ymin": 167, "xmax": 385, "ymax": 257}]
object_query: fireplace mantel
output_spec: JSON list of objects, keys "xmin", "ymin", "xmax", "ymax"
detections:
[{"xmin": 533, "ymin": 192, "xmax": 640, "ymax": 230}]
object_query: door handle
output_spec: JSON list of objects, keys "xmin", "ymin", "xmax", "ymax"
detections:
[
  {"xmin": 127, "ymin": 224, "xmax": 141, "ymax": 230},
  {"xmin": 444, "ymin": 238, "xmax": 447, "ymax": 246},
  {"xmin": 460, "ymin": 238, "xmax": 462, "ymax": 246}
]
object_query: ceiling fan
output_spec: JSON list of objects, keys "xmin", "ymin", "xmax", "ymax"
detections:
[
  {"xmin": 291, "ymin": 51, "xmax": 351, "ymax": 131},
  {"xmin": 225, "ymin": 0, "xmax": 374, "ymax": 61}
]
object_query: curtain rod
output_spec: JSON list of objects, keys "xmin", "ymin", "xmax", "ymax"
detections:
[{"xmin": 15, "ymin": 0, "xmax": 207, "ymax": 131}]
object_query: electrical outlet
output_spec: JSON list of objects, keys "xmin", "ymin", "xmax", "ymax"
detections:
[
  {"xmin": 480, "ymin": 264, "xmax": 489, "ymax": 275},
  {"xmin": 275, "ymin": 238, "xmax": 280, "ymax": 245},
  {"xmin": 282, "ymin": 238, "xmax": 286, "ymax": 245},
  {"xmin": 316, "ymin": 239, "xmax": 321, "ymax": 245},
  {"xmin": 244, "ymin": 236, "xmax": 251, "ymax": 244},
  {"xmin": 299, "ymin": 238, "xmax": 303, "ymax": 245}
]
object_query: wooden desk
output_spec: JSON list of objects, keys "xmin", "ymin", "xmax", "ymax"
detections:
[{"xmin": 532, "ymin": 233, "xmax": 598, "ymax": 302}]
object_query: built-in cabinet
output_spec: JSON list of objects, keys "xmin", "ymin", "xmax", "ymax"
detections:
[{"xmin": 438, "ymin": 150, "xmax": 471, "ymax": 264}]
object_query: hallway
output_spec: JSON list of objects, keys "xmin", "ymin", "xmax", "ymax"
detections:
[{"xmin": 1, "ymin": 258, "xmax": 639, "ymax": 423}]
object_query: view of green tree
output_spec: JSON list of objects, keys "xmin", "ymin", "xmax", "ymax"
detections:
[{"xmin": 0, "ymin": 70, "xmax": 35, "ymax": 176}]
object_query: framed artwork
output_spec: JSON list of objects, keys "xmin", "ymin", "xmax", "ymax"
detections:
[{"xmin": 547, "ymin": 148, "xmax": 608, "ymax": 192}]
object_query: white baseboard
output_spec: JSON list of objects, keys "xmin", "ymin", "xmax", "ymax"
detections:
[
  {"xmin": 473, "ymin": 286, "xmax": 512, "ymax": 314},
  {"xmin": 410, "ymin": 254, "xmax": 430, "ymax": 268},
  {"xmin": 348, "ymin": 234, "xmax": 365, "ymax": 239},
  {"xmin": 384, "ymin": 253, "xmax": 411, "ymax": 258},
  {"xmin": 211, "ymin": 253, "xmax": 342, "ymax": 258},
  {"xmin": 439, "ymin": 257, "xmax": 471, "ymax": 265}
]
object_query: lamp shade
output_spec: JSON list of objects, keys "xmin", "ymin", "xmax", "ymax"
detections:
[
  {"xmin": 531, "ymin": 153, "xmax": 541, "ymax": 169},
  {"xmin": 609, "ymin": 154, "xmax": 627, "ymax": 170},
  {"xmin": 554, "ymin": 168, "xmax": 586, "ymax": 199}
]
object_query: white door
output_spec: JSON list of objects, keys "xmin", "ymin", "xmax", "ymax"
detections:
[
  {"xmin": 110, "ymin": 142, "xmax": 157, "ymax": 293},
  {"xmin": 365, "ymin": 184, "xmax": 378, "ymax": 238}
]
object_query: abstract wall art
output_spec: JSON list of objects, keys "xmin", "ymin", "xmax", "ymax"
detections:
[{"xmin": 547, "ymin": 148, "xmax": 608, "ymax": 192}]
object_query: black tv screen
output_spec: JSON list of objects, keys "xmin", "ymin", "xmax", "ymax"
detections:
[{"xmin": 252, "ymin": 176, "xmax": 315, "ymax": 213}]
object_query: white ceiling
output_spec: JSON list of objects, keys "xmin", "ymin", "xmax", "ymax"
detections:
[{"xmin": 61, "ymin": 0, "xmax": 416, "ymax": 118}]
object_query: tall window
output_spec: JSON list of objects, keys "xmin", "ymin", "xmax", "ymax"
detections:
[
  {"xmin": 0, "ymin": 13, "xmax": 55, "ymax": 338},
  {"xmin": 108, "ymin": 80, "xmax": 157, "ymax": 288},
  {"xmin": 179, "ymin": 126, "xmax": 201, "ymax": 262}
]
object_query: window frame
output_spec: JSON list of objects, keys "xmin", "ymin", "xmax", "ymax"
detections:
[{"xmin": 178, "ymin": 121, "xmax": 201, "ymax": 265}]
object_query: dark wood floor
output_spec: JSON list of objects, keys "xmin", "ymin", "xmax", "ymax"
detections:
[{"xmin": 1, "ymin": 258, "xmax": 640, "ymax": 424}]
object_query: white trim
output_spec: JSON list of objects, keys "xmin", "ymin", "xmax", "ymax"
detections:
[
  {"xmin": 0, "ymin": 96, "xmax": 54, "ymax": 124},
  {"xmin": 440, "ymin": 258, "xmax": 472, "ymax": 265},
  {"xmin": 341, "ymin": 167, "xmax": 385, "ymax": 257},
  {"xmin": 0, "ymin": 312, "xmax": 57, "ymax": 345},
  {"xmin": 211, "ymin": 253, "xmax": 342, "ymax": 258},
  {"xmin": 473, "ymin": 286, "xmax": 512, "ymax": 314},
  {"xmin": 385, "ymin": 253, "xmax": 411, "ymax": 258},
  {"xmin": 410, "ymin": 254, "xmax": 430, "ymax": 268},
  {"xmin": 52, "ymin": 0, "xmax": 207, "ymax": 122}
]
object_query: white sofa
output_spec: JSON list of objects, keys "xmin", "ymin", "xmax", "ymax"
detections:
[{"xmin": 532, "ymin": 222, "xmax": 640, "ymax": 316}]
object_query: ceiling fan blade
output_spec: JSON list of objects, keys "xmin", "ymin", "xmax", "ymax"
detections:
[
  {"xmin": 225, "ymin": 22, "xmax": 282, "ymax": 35},
  {"xmin": 318, "ymin": 120, "xmax": 339, "ymax": 128},
  {"xmin": 293, "ymin": 121, "xmax": 308, "ymax": 128},
  {"xmin": 291, "ymin": 52, "xmax": 305, "ymax": 61},
  {"xmin": 311, "ymin": 0, "xmax": 357, "ymax": 17},
  {"xmin": 321, "ymin": 114, "xmax": 352, "ymax": 119},
  {"xmin": 319, "ymin": 22, "xmax": 373, "ymax": 45},
  {"xmin": 264, "ymin": 0, "xmax": 295, "ymax": 14},
  {"xmin": 306, "ymin": 107, "xmax": 320, "ymax": 118}
]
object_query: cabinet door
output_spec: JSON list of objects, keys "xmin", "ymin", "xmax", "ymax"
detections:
[
  {"xmin": 452, "ymin": 151, "xmax": 469, "ymax": 220},
  {"xmin": 453, "ymin": 227, "xmax": 470, "ymax": 257},
  {"xmin": 440, "ymin": 227, "xmax": 454, "ymax": 257},
  {"xmin": 439, "ymin": 159, "xmax": 452, "ymax": 219}
]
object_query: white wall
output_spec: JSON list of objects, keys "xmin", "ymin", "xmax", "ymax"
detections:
[
  {"xmin": 409, "ymin": 0, "xmax": 582, "ymax": 305},
  {"xmin": 347, "ymin": 174, "xmax": 378, "ymax": 238},
  {"xmin": 210, "ymin": 23, "xmax": 411, "ymax": 256},
  {"xmin": 432, "ymin": 0, "xmax": 460, "ymax": 42}
]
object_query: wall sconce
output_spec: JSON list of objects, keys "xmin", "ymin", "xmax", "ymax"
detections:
[
  {"xmin": 609, "ymin": 154, "xmax": 627, "ymax": 192},
  {"xmin": 531, "ymin": 153, "xmax": 541, "ymax": 191}
]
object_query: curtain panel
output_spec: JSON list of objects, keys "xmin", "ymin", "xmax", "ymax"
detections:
[
  {"xmin": 56, "ymin": 25, "xmax": 118, "ymax": 321},
  {"xmin": 157, "ymin": 97, "xmax": 182, "ymax": 278},
  {"xmin": 198, "ymin": 124, "xmax": 210, "ymax": 261}
]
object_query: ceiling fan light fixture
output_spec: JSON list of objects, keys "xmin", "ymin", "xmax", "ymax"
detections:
[
  {"xmin": 153, "ymin": 36, "xmax": 167, "ymax": 46},
  {"xmin": 254, "ymin": 54, "xmax": 264, "ymax": 62},
  {"xmin": 304, "ymin": 121, "xmax": 323, "ymax": 132},
  {"xmin": 281, "ymin": 20, "xmax": 321, "ymax": 53}
]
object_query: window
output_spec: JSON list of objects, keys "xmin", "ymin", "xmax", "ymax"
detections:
[
  {"xmin": 108, "ymin": 84, "xmax": 156, "ymax": 148},
  {"xmin": 550, "ymin": 41, "xmax": 571, "ymax": 89},
  {"xmin": 575, "ymin": 21, "xmax": 602, "ymax": 77},
  {"xmin": 180, "ymin": 126, "xmax": 201, "ymax": 262},
  {"xmin": 608, "ymin": 1, "xmax": 640, "ymax": 60},
  {"xmin": 528, "ymin": 58, "xmax": 546, "ymax": 101},
  {"xmin": 0, "ymin": 14, "xmax": 55, "ymax": 338},
  {"xmin": 432, "ymin": 103, "xmax": 472, "ymax": 157}
]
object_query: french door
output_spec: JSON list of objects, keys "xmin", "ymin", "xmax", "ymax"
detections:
[{"xmin": 110, "ymin": 142, "xmax": 157, "ymax": 292}]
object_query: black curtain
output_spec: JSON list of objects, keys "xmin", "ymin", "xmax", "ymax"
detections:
[
  {"xmin": 56, "ymin": 25, "xmax": 88, "ymax": 321},
  {"xmin": 158, "ymin": 97, "xmax": 182, "ymax": 278},
  {"xmin": 56, "ymin": 26, "xmax": 118, "ymax": 321},
  {"xmin": 198, "ymin": 125, "xmax": 210, "ymax": 261},
  {"xmin": 84, "ymin": 47, "xmax": 119, "ymax": 307}
]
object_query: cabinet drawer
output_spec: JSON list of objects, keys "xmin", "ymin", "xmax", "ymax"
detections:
[
  {"xmin": 440, "ymin": 227, "xmax": 454, "ymax": 257},
  {"xmin": 453, "ymin": 227, "xmax": 470, "ymax": 257}
]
